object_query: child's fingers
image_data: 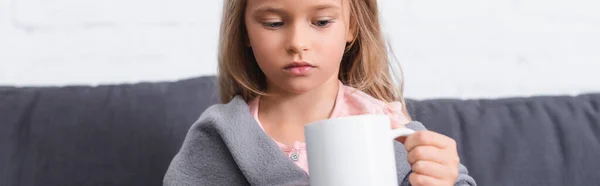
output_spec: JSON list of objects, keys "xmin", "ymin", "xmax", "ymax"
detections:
[
  {"xmin": 406, "ymin": 146, "xmax": 446, "ymax": 165},
  {"xmin": 404, "ymin": 131, "xmax": 456, "ymax": 152},
  {"xmin": 409, "ymin": 172, "xmax": 443, "ymax": 186},
  {"xmin": 411, "ymin": 160, "xmax": 450, "ymax": 180}
]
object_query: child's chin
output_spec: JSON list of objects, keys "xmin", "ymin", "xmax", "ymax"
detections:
[{"xmin": 277, "ymin": 79, "xmax": 325, "ymax": 94}]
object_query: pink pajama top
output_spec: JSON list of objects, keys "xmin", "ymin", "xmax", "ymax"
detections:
[{"xmin": 247, "ymin": 81, "xmax": 410, "ymax": 174}]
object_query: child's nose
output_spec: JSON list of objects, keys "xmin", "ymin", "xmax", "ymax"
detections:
[{"xmin": 286, "ymin": 24, "xmax": 311, "ymax": 54}]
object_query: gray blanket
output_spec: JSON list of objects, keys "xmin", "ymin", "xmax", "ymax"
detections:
[{"xmin": 163, "ymin": 96, "xmax": 476, "ymax": 185}]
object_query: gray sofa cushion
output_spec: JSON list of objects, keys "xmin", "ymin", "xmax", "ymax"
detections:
[
  {"xmin": 1, "ymin": 76, "xmax": 599, "ymax": 186},
  {"xmin": 0, "ymin": 77, "xmax": 219, "ymax": 186},
  {"xmin": 407, "ymin": 94, "xmax": 600, "ymax": 186}
]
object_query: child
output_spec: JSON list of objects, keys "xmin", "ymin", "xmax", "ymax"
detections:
[{"xmin": 165, "ymin": 0, "xmax": 476, "ymax": 185}]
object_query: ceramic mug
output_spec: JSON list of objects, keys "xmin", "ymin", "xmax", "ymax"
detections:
[{"xmin": 305, "ymin": 114, "xmax": 414, "ymax": 186}]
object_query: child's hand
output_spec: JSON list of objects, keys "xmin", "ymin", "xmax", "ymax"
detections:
[{"xmin": 398, "ymin": 131, "xmax": 459, "ymax": 186}]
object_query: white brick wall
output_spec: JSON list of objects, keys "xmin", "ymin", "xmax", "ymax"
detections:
[
  {"xmin": 1, "ymin": 0, "xmax": 599, "ymax": 99},
  {"xmin": 0, "ymin": 0, "xmax": 222, "ymax": 85}
]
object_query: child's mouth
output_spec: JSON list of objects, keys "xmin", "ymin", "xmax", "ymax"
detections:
[{"xmin": 284, "ymin": 62, "xmax": 315, "ymax": 76}]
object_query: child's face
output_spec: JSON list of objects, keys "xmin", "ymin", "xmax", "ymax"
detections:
[{"xmin": 245, "ymin": 0, "xmax": 354, "ymax": 94}]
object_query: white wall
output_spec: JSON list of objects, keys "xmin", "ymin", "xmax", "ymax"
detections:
[{"xmin": 1, "ymin": 0, "xmax": 599, "ymax": 99}]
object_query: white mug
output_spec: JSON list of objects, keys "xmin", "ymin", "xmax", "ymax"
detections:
[{"xmin": 304, "ymin": 114, "xmax": 415, "ymax": 186}]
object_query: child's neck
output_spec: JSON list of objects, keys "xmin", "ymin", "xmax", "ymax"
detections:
[{"xmin": 258, "ymin": 77, "xmax": 339, "ymax": 144}]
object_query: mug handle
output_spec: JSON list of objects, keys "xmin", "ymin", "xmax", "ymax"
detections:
[{"xmin": 390, "ymin": 128, "xmax": 415, "ymax": 140}]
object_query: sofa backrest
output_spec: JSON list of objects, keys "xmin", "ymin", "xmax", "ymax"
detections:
[
  {"xmin": 0, "ymin": 77, "xmax": 219, "ymax": 186},
  {"xmin": 1, "ymin": 76, "xmax": 599, "ymax": 186},
  {"xmin": 407, "ymin": 94, "xmax": 600, "ymax": 186}
]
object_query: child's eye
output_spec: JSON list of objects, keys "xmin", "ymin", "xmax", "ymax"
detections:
[
  {"xmin": 313, "ymin": 20, "xmax": 333, "ymax": 27},
  {"xmin": 263, "ymin": 21, "xmax": 284, "ymax": 29}
]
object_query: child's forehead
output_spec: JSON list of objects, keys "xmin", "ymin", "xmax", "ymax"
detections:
[{"xmin": 246, "ymin": 0, "xmax": 347, "ymax": 13}]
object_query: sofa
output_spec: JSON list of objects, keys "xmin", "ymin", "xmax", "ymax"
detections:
[{"xmin": 1, "ymin": 76, "xmax": 599, "ymax": 186}]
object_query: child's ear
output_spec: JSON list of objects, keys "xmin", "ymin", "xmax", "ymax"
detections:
[
  {"xmin": 346, "ymin": 19, "xmax": 357, "ymax": 43},
  {"xmin": 244, "ymin": 32, "xmax": 252, "ymax": 47}
]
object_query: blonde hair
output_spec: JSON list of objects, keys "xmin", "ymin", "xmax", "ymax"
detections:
[{"xmin": 217, "ymin": 0, "xmax": 409, "ymax": 116}]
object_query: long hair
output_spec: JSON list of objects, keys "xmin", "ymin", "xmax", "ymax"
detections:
[{"xmin": 217, "ymin": 0, "xmax": 409, "ymax": 116}]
